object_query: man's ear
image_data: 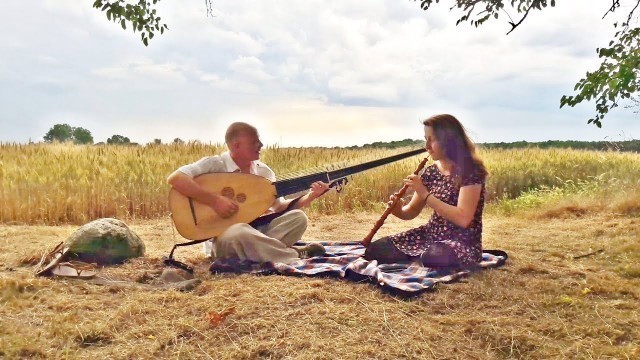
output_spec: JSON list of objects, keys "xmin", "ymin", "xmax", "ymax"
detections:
[{"xmin": 227, "ymin": 139, "xmax": 237, "ymax": 151}]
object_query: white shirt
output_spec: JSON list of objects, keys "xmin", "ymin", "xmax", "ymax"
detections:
[{"xmin": 177, "ymin": 151, "xmax": 276, "ymax": 182}]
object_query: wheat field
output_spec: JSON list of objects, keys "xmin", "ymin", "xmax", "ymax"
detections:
[{"xmin": 1, "ymin": 142, "xmax": 639, "ymax": 225}]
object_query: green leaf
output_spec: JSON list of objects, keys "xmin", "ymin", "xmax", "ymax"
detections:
[{"xmin": 121, "ymin": 19, "xmax": 126, "ymax": 30}]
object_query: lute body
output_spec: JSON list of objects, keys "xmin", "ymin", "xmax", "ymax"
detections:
[{"xmin": 169, "ymin": 173, "xmax": 277, "ymax": 240}]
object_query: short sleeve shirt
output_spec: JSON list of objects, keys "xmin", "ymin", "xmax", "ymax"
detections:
[
  {"xmin": 177, "ymin": 151, "xmax": 276, "ymax": 182},
  {"xmin": 391, "ymin": 164, "xmax": 486, "ymax": 265}
]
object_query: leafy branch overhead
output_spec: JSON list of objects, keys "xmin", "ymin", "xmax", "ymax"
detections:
[
  {"xmin": 92, "ymin": 0, "xmax": 169, "ymax": 46},
  {"xmin": 415, "ymin": 0, "xmax": 640, "ymax": 128},
  {"xmin": 416, "ymin": 0, "xmax": 556, "ymax": 35},
  {"xmin": 560, "ymin": 2, "xmax": 640, "ymax": 128}
]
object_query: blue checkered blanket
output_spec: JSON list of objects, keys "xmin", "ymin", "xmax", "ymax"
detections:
[{"xmin": 209, "ymin": 241, "xmax": 508, "ymax": 297}]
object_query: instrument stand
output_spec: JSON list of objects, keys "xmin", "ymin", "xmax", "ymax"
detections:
[
  {"xmin": 163, "ymin": 216, "xmax": 208, "ymax": 273},
  {"xmin": 163, "ymin": 239, "xmax": 208, "ymax": 274}
]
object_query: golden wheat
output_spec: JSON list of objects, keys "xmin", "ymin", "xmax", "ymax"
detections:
[{"xmin": 1, "ymin": 142, "xmax": 639, "ymax": 225}]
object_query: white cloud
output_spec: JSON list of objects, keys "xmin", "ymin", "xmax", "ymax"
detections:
[
  {"xmin": 0, "ymin": 0, "xmax": 638, "ymax": 147},
  {"xmin": 92, "ymin": 58, "xmax": 188, "ymax": 83},
  {"xmin": 229, "ymin": 56, "xmax": 274, "ymax": 81}
]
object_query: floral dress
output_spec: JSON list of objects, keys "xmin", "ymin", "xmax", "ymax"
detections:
[{"xmin": 391, "ymin": 164, "xmax": 486, "ymax": 265}]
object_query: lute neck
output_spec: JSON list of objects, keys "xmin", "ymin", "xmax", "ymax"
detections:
[{"xmin": 273, "ymin": 147, "xmax": 427, "ymax": 197}]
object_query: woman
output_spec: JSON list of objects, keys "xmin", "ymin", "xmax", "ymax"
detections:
[{"xmin": 364, "ymin": 114, "xmax": 487, "ymax": 268}]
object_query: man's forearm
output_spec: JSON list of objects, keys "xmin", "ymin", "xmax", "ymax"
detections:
[
  {"xmin": 292, "ymin": 192, "xmax": 318, "ymax": 209},
  {"xmin": 168, "ymin": 173, "xmax": 218, "ymax": 206}
]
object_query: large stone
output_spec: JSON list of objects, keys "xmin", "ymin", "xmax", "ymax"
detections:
[{"xmin": 66, "ymin": 218, "xmax": 145, "ymax": 264}]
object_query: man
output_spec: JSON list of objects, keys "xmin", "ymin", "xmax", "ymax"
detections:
[{"xmin": 167, "ymin": 122, "xmax": 328, "ymax": 264}]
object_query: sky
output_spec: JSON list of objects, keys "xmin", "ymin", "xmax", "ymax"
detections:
[{"xmin": 1, "ymin": 0, "xmax": 639, "ymax": 147}]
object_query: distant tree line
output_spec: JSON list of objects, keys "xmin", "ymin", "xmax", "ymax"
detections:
[
  {"xmin": 348, "ymin": 139, "xmax": 640, "ymax": 153},
  {"xmin": 43, "ymin": 123, "xmax": 135, "ymax": 145},
  {"xmin": 42, "ymin": 123, "xmax": 186, "ymax": 146},
  {"xmin": 43, "ymin": 124, "xmax": 94, "ymax": 144},
  {"xmin": 479, "ymin": 140, "xmax": 640, "ymax": 153},
  {"xmin": 347, "ymin": 139, "xmax": 424, "ymax": 150},
  {"xmin": 42, "ymin": 123, "xmax": 638, "ymax": 151}
]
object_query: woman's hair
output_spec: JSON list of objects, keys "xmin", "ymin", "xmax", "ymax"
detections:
[
  {"xmin": 423, "ymin": 114, "xmax": 487, "ymax": 184},
  {"xmin": 225, "ymin": 122, "xmax": 258, "ymax": 145}
]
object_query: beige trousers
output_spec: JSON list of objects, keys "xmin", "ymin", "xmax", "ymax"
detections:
[{"xmin": 203, "ymin": 209, "xmax": 308, "ymax": 264}]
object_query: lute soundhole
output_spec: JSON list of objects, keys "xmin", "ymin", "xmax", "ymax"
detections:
[{"xmin": 221, "ymin": 187, "xmax": 235, "ymax": 199}]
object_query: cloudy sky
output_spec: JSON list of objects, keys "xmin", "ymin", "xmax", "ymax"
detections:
[{"xmin": 1, "ymin": 0, "xmax": 638, "ymax": 147}]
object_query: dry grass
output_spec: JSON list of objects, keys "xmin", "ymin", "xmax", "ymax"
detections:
[{"xmin": 1, "ymin": 209, "xmax": 639, "ymax": 359}]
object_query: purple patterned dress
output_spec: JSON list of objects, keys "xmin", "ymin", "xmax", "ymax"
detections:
[{"xmin": 391, "ymin": 164, "xmax": 486, "ymax": 265}]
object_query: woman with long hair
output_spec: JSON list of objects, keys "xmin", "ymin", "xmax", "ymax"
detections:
[{"xmin": 364, "ymin": 114, "xmax": 488, "ymax": 268}]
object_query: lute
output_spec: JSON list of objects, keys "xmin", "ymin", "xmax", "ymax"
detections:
[{"xmin": 169, "ymin": 147, "xmax": 427, "ymax": 240}]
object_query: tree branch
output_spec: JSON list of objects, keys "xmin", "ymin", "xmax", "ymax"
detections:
[
  {"xmin": 205, "ymin": 0, "xmax": 215, "ymax": 17},
  {"xmin": 602, "ymin": 0, "xmax": 621, "ymax": 19},
  {"xmin": 625, "ymin": 0, "xmax": 640, "ymax": 29},
  {"xmin": 506, "ymin": 3, "xmax": 532, "ymax": 35}
]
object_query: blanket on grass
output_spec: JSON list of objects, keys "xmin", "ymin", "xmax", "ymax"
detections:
[{"xmin": 209, "ymin": 241, "xmax": 508, "ymax": 297}]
